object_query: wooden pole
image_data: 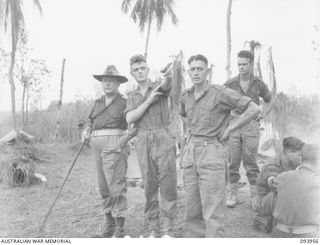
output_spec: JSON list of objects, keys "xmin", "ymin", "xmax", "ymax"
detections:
[{"xmin": 39, "ymin": 138, "xmax": 87, "ymax": 232}]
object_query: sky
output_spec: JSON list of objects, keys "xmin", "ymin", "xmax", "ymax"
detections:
[{"xmin": 0, "ymin": 0, "xmax": 319, "ymax": 112}]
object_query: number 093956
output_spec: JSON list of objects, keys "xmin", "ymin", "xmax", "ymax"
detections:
[{"xmin": 300, "ymin": 239, "xmax": 318, "ymax": 243}]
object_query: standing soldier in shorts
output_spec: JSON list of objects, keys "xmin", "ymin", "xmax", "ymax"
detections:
[
  {"xmin": 125, "ymin": 54, "xmax": 177, "ymax": 238},
  {"xmin": 180, "ymin": 54, "xmax": 260, "ymax": 237},
  {"xmin": 224, "ymin": 50, "xmax": 274, "ymax": 208}
]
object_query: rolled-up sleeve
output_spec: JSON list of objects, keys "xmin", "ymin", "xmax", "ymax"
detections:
[
  {"xmin": 218, "ymin": 87, "xmax": 252, "ymax": 113},
  {"xmin": 124, "ymin": 94, "xmax": 137, "ymax": 115},
  {"xmin": 259, "ymin": 82, "xmax": 272, "ymax": 103}
]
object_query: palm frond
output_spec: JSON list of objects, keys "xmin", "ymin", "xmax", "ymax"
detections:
[
  {"xmin": 32, "ymin": 0, "xmax": 42, "ymax": 15},
  {"xmin": 130, "ymin": 0, "xmax": 141, "ymax": 25},
  {"xmin": 165, "ymin": 4, "xmax": 178, "ymax": 25},
  {"xmin": 138, "ymin": 0, "xmax": 149, "ymax": 32},
  {"xmin": 121, "ymin": 0, "xmax": 133, "ymax": 14},
  {"xmin": 155, "ymin": 0, "xmax": 165, "ymax": 31}
]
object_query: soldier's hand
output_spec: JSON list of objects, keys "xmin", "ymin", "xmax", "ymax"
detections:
[
  {"xmin": 145, "ymin": 84, "xmax": 162, "ymax": 105},
  {"xmin": 163, "ymin": 65, "xmax": 173, "ymax": 78},
  {"xmin": 267, "ymin": 176, "xmax": 277, "ymax": 192},
  {"xmin": 119, "ymin": 135, "xmax": 128, "ymax": 148},
  {"xmin": 81, "ymin": 127, "xmax": 91, "ymax": 142},
  {"xmin": 220, "ymin": 127, "xmax": 231, "ymax": 143}
]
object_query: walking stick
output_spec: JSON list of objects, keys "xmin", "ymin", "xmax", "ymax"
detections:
[{"xmin": 39, "ymin": 138, "xmax": 88, "ymax": 232}]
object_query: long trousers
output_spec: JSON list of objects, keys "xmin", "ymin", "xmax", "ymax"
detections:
[
  {"xmin": 228, "ymin": 120, "xmax": 260, "ymax": 185},
  {"xmin": 135, "ymin": 127, "xmax": 177, "ymax": 233},
  {"xmin": 181, "ymin": 137, "xmax": 228, "ymax": 237},
  {"xmin": 91, "ymin": 134, "xmax": 129, "ymax": 217}
]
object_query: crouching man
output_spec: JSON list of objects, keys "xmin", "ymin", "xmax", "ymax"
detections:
[
  {"xmin": 83, "ymin": 65, "xmax": 136, "ymax": 238},
  {"xmin": 252, "ymin": 136, "xmax": 304, "ymax": 232},
  {"xmin": 272, "ymin": 143, "xmax": 320, "ymax": 237}
]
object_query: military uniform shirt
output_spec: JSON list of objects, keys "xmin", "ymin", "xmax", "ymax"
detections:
[
  {"xmin": 88, "ymin": 93, "xmax": 127, "ymax": 131},
  {"xmin": 224, "ymin": 75, "xmax": 272, "ymax": 105},
  {"xmin": 256, "ymin": 155, "xmax": 286, "ymax": 196},
  {"xmin": 225, "ymin": 75, "xmax": 272, "ymax": 119},
  {"xmin": 179, "ymin": 83, "xmax": 252, "ymax": 137},
  {"xmin": 125, "ymin": 80, "xmax": 171, "ymax": 129},
  {"xmin": 273, "ymin": 166, "xmax": 320, "ymax": 226}
]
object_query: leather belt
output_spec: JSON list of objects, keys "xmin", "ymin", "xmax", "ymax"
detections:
[
  {"xmin": 91, "ymin": 129, "xmax": 125, "ymax": 137},
  {"xmin": 188, "ymin": 136, "xmax": 219, "ymax": 146},
  {"xmin": 277, "ymin": 223, "xmax": 319, "ymax": 234}
]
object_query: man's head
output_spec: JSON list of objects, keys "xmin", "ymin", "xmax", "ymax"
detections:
[
  {"xmin": 282, "ymin": 136, "xmax": 305, "ymax": 169},
  {"xmin": 93, "ymin": 65, "xmax": 127, "ymax": 96},
  {"xmin": 237, "ymin": 50, "xmax": 254, "ymax": 76},
  {"xmin": 187, "ymin": 54, "xmax": 211, "ymax": 86},
  {"xmin": 302, "ymin": 144, "xmax": 319, "ymax": 171},
  {"xmin": 130, "ymin": 54, "xmax": 149, "ymax": 84}
]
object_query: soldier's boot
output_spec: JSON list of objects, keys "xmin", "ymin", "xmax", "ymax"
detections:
[
  {"xmin": 226, "ymin": 183, "xmax": 238, "ymax": 208},
  {"xmin": 147, "ymin": 219, "xmax": 161, "ymax": 238},
  {"xmin": 249, "ymin": 185, "xmax": 258, "ymax": 211},
  {"xmin": 102, "ymin": 213, "xmax": 116, "ymax": 238},
  {"xmin": 113, "ymin": 217, "xmax": 125, "ymax": 238},
  {"xmin": 162, "ymin": 217, "xmax": 175, "ymax": 238},
  {"xmin": 252, "ymin": 215, "xmax": 274, "ymax": 233}
]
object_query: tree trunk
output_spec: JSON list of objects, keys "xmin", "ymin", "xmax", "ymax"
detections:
[
  {"xmin": 26, "ymin": 86, "xmax": 29, "ymax": 123},
  {"xmin": 21, "ymin": 81, "xmax": 26, "ymax": 126},
  {"xmin": 144, "ymin": 17, "xmax": 152, "ymax": 61},
  {"xmin": 54, "ymin": 58, "xmax": 66, "ymax": 142},
  {"xmin": 226, "ymin": 0, "xmax": 233, "ymax": 80},
  {"xmin": 9, "ymin": 37, "xmax": 17, "ymax": 130}
]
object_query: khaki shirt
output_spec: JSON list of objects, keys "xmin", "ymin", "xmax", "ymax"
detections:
[
  {"xmin": 273, "ymin": 166, "xmax": 320, "ymax": 226},
  {"xmin": 225, "ymin": 75, "xmax": 272, "ymax": 119},
  {"xmin": 256, "ymin": 155, "xmax": 286, "ymax": 196},
  {"xmin": 125, "ymin": 80, "xmax": 171, "ymax": 129},
  {"xmin": 179, "ymin": 83, "xmax": 252, "ymax": 137},
  {"xmin": 88, "ymin": 93, "xmax": 127, "ymax": 131}
]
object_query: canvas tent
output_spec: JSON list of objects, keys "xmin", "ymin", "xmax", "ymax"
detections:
[{"xmin": 0, "ymin": 129, "xmax": 35, "ymax": 145}]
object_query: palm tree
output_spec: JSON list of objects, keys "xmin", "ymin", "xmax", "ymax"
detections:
[
  {"xmin": 0, "ymin": 0, "xmax": 42, "ymax": 130},
  {"xmin": 244, "ymin": 40, "xmax": 262, "ymax": 78},
  {"xmin": 121, "ymin": 0, "xmax": 178, "ymax": 61},
  {"xmin": 226, "ymin": 0, "xmax": 233, "ymax": 80}
]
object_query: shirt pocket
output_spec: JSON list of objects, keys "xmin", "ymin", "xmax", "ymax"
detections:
[
  {"xmin": 199, "ymin": 102, "xmax": 216, "ymax": 127},
  {"xmin": 109, "ymin": 104, "xmax": 123, "ymax": 118}
]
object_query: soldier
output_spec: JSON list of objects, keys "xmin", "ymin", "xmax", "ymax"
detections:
[
  {"xmin": 272, "ymin": 143, "xmax": 320, "ymax": 237},
  {"xmin": 83, "ymin": 65, "xmax": 135, "ymax": 238},
  {"xmin": 125, "ymin": 54, "xmax": 177, "ymax": 238},
  {"xmin": 252, "ymin": 136, "xmax": 304, "ymax": 233},
  {"xmin": 224, "ymin": 50, "xmax": 274, "ymax": 208},
  {"xmin": 180, "ymin": 54, "xmax": 260, "ymax": 237}
]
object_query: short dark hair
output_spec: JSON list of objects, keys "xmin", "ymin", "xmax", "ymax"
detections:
[
  {"xmin": 188, "ymin": 54, "xmax": 208, "ymax": 66},
  {"xmin": 302, "ymin": 144, "xmax": 319, "ymax": 165},
  {"xmin": 237, "ymin": 50, "xmax": 254, "ymax": 63},
  {"xmin": 283, "ymin": 136, "xmax": 304, "ymax": 152},
  {"xmin": 130, "ymin": 54, "xmax": 146, "ymax": 66}
]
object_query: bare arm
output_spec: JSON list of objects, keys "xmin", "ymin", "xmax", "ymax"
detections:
[
  {"xmin": 126, "ymin": 85, "xmax": 162, "ymax": 125},
  {"xmin": 221, "ymin": 101, "xmax": 261, "ymax": 141},
  {"xmin": 260, "ymin": 97, "xmax": 275, "ymax": 119}
]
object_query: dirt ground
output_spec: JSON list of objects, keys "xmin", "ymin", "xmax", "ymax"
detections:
[{"xmin": 0, "ymin": 143, "xmax": 270, "ymax": 238}]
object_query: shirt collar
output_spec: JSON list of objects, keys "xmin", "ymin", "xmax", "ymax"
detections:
[
  {"xmin": 100, "ymin": 92, "xmax": 119, "ymax": 104},
  {"xmin": 188, "ymin": 81, "xmax": 210, "ymax": 101},
  {"xmin": 135, "ymin": 79, "xmax": 154, "ymax": 94}
]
